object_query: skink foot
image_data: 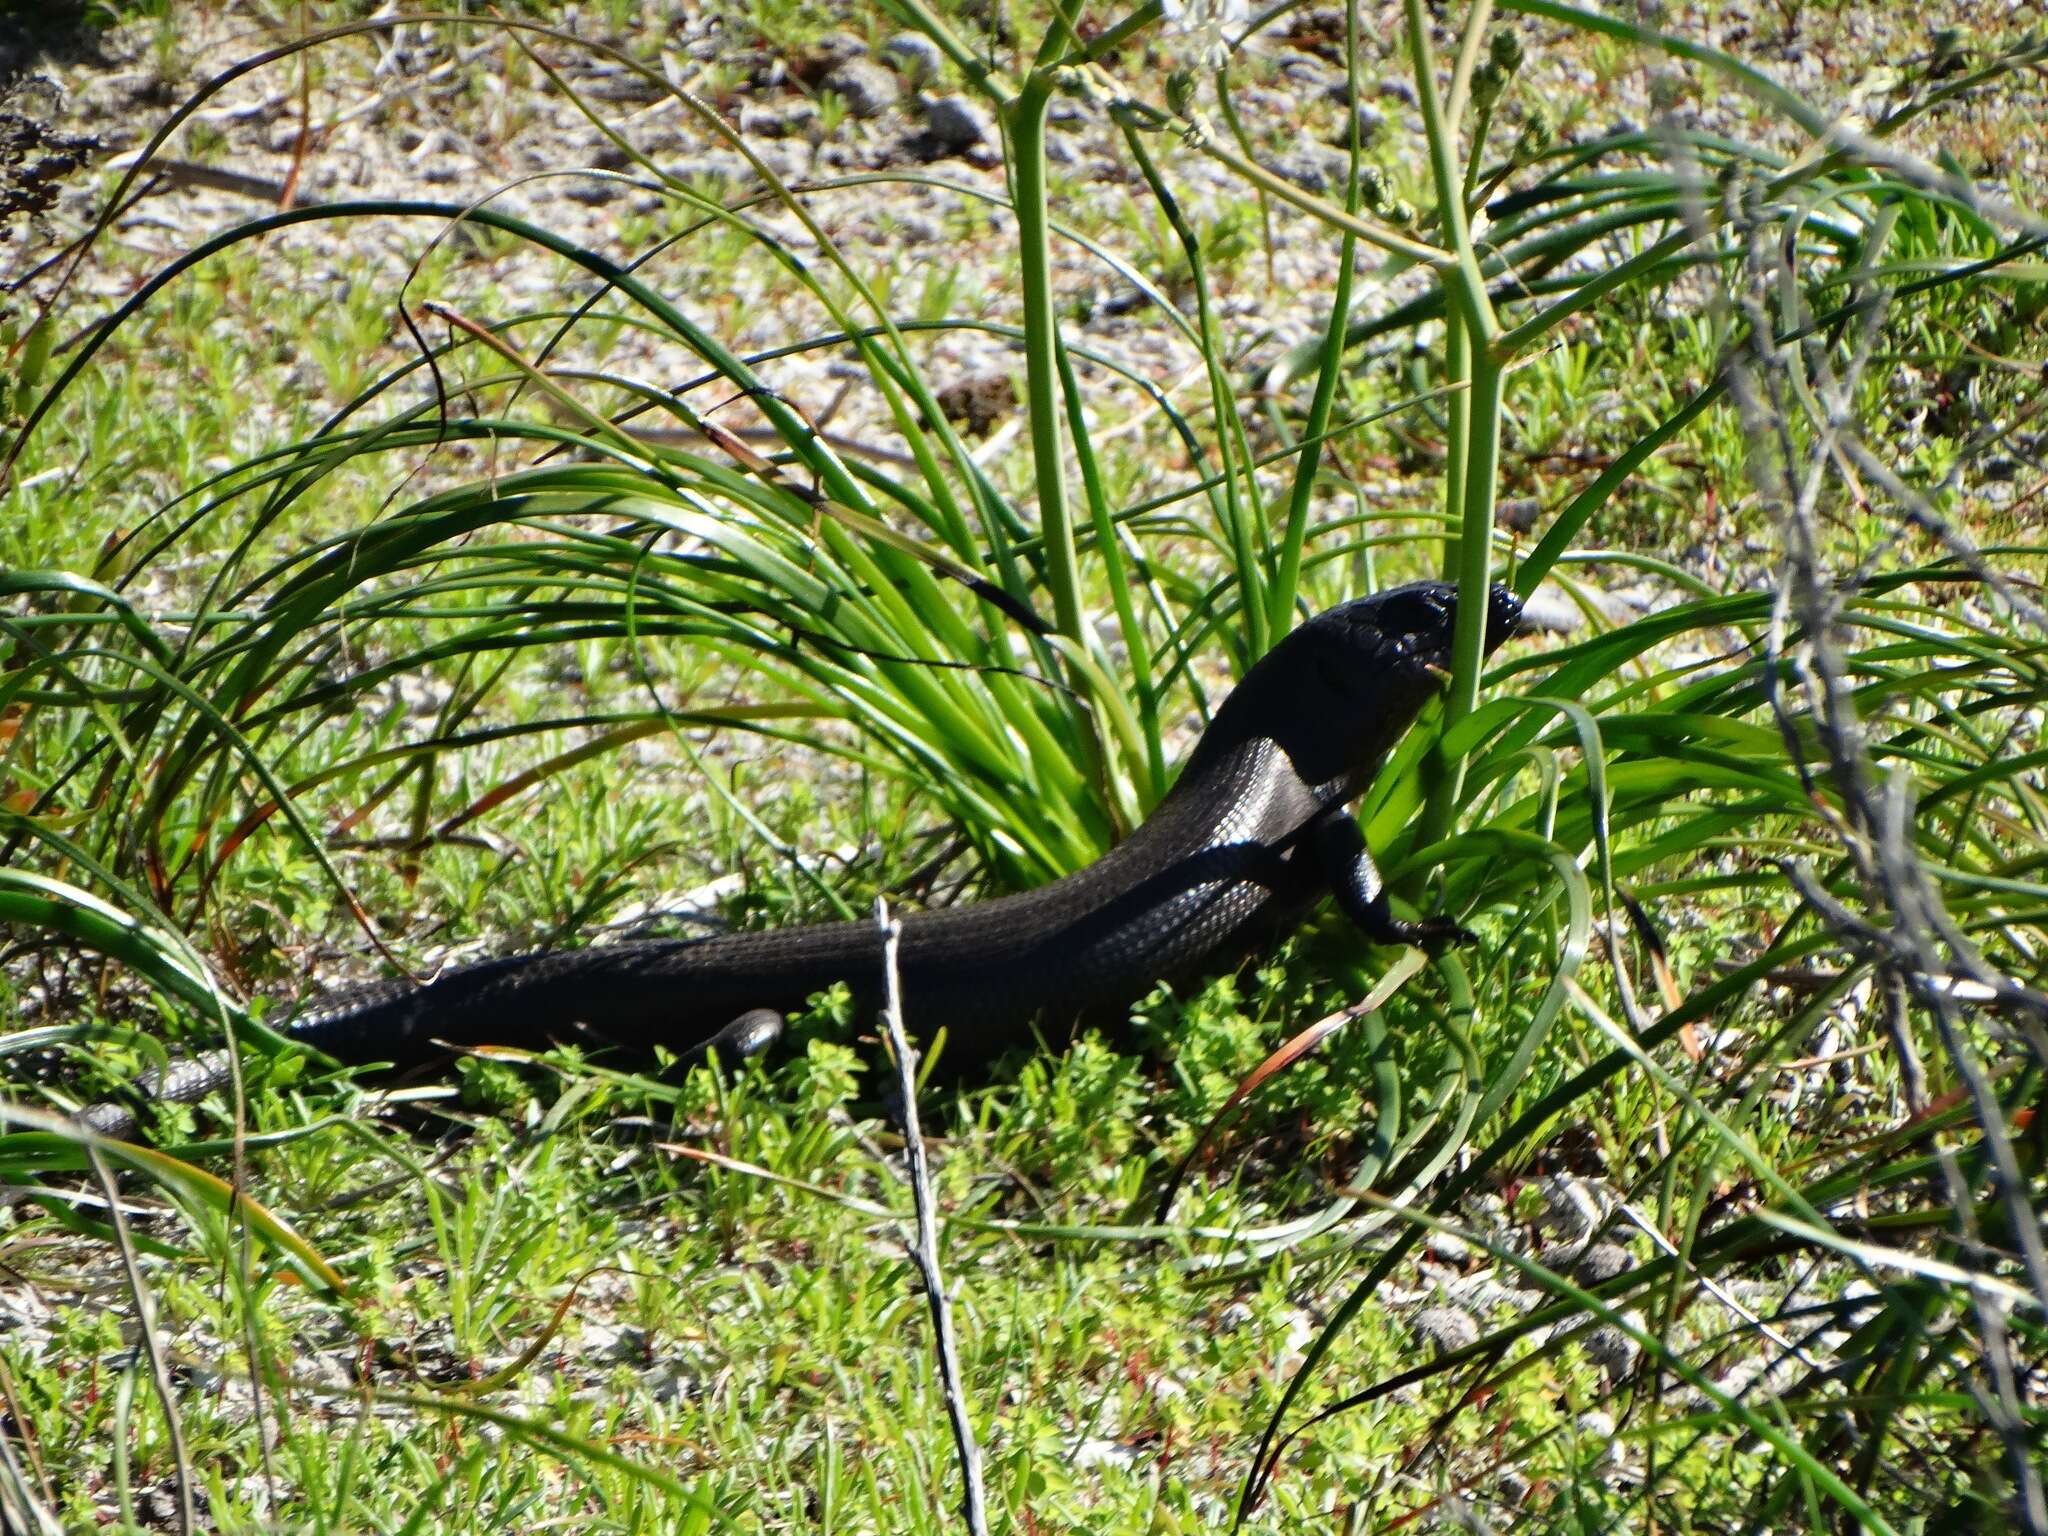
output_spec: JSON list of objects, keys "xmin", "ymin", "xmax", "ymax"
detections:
[
  {"xmin": 681, "ymin": 1007, "xmax": 786, "ymax": 1068},
  {"xmin": 1379, "ymin": 915, "xmax": 1478, "ymax": 949}
]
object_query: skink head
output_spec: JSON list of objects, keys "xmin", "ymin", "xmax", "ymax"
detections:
[
  {"xmin": 1203, "ymin": 580, "xmax": 1523, "ymax": 802},
  {"xmin": 1313, "ymin": 578, "xmax": 1521, "ymax": 684}
]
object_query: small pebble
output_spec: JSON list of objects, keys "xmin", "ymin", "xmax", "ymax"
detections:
[
  {"xmin": 1331, "ymin": 102, "xmax": 1383, "ymax": 148},
  {"xmin": 882, "ymin": 30, "xmax": 944, "ymax": 83},
  {"xmin": 1274, "ymin": 143, "xmax": 1352, "ymax": 194},
  {"xmin": 822, "ymin": 58, "xmax": 899, "ymax": 119},
  {"xmin": 924, "ymin": 93, "xmax": 993, "ymax": 154},
  {"xmin": 1413, "ymin": 1304, "xmax": 1482, "ymax": 1354}
]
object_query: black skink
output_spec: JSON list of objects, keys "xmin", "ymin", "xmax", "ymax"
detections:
[{"xmin": 79, "ymin": 581, "xmax": 1522, "ymax": 1136}]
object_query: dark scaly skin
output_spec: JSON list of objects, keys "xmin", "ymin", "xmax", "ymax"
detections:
[{"xmin": 79, "ymin": 582, "xmax": 1523, "ymax": 1137}]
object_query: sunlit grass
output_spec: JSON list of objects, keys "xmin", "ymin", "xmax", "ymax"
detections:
[{"xmin": 2, "ymin": 1, "xmax": 2045, "ymax": 1530}]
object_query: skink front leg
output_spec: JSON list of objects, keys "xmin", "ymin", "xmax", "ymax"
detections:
[
  {"xmin": 680, "ymin": 1007, "xmax": 786, "ymax": 1068},
  {"xmin": 1312, "ymin": 810, "xmax": 1475, "ymax": 948}
]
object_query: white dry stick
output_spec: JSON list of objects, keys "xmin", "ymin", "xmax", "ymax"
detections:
[
  {"xmin": 87, "ymin": 1146, "xmax": 196, "ymax": 1536},
  {"xmin": 874, "ymin": 897, "xmax": 989, "ymax": 1536}
]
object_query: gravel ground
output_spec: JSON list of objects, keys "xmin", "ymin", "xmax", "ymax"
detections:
[{"xmin": 6, "ymin": 0, "xmax": 2041, "ymax": 510}]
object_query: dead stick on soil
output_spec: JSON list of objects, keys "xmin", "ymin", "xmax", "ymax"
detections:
[
  {"xmin": 88, "ymin": 1147, "xmax": 196, "ymax": 1536},
  {"xmin": 874, "ymin": 897, "xmax": 988, "ymax": 1536}
]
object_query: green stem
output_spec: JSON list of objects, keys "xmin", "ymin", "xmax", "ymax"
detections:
[
  {"xmin": 1006, "ymin": 77, "xmax": 1085, "ymax": 644},
  {"xmin": 1446, "ymin": 350, "xmax": 1504, "ymax": 726},
  {"xmin": 1461, "ymin": 100, "xmax": 1495, "ymax": 209},
  {"xmin": 1443, "ymin": 0, "xmax": 1497, "ymax": 132},
  {"xmin": 1269, "ymin": 282, "xmax": 1358, "ymax": 637},
  {"xmin": 1439, "ymin": 308, "xmax": 1471, "ymax": 582},
  {"xmin": 1269, "ymin": 0, "xmax": 1365, "ymax": 636},
  {"xmin": 1187, "ymin": 133, "xmax": 1444, "ymax": 266},
  {"xmin": 1407, "ymin": 0, "xmax": 1505, "ymax": 858},
  {"xmin": 875, "ymin": 0, "xmax": 1013, "ymax": 99},
  {"xmin": 1407, "ymin": 0, "xmax": 1499, "ymax": 345},
  {"xmin": 1066, "ymin": 0, "xmax": 1163, "ymax": 66},
  {"xmin": 1056, "ymin": 333, "xmax": 1162, "ymax": 808},
  {"xmin": 1121, "ymin": 122, "xmax": 1268, "ymax": 658}
]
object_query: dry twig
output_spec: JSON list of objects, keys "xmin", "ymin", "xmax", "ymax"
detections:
[{"xmin": 874, "ymin": 898, "xmax": 988, "ymax": 1536}]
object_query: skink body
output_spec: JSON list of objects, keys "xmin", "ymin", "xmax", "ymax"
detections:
[{"xmin": 82, "ymin": 581, "xmax": 1522, "ymax": 1134}]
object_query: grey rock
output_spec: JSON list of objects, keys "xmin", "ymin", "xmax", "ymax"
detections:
[
  {"xmin": 1542, "ymin": 1239, "xmax": 1635, "ymax": 1285},
  {"xmin": 1331, "ymin": 102, "xmax": 1383, "ymax": 148},
  {"xmin": 1537, "ymin": 1172, "xmax": 1611, "ymax": 1239},
  {"xmin": 1426, "ymin": 1230, "xmax": 1473, "ymax": 1265},
  {"xmin": 1274, "ymin": 143, "xmax": 1352, "ymax": 194},
  {"xmin": 808, "ymin": 31, "xmax": 868, "ymax": 69},
  {"xmin": 1576, "ymin": 1242, "xmax": 1635, "ymax": 1284},
  {"xmin": 1377, "ymin": 77, "xmax": 1420, "ymax": 107},
  {"xmin": 1515, "ymin": 584, "xmax": 1583, "ymax": 634},
  {"xmin": 924, "ymin": 93, "xmax": 993, "ymax": 153},
  {"xmin": 1495, "ymin": 496, "xmax": 1542, "ymax": 533},
  {"xmin": 1277, "ymin": 52, "xmax": 1334, "ymax": 87},
  {"xmin": 1584, "ymin": 1321, "xmax": 1641, "ymax": 1380},
  {"xmin": 1074, "ymin": 1437, "xmax": 1146, "ymax": 1469},
  {"xmin": 1413, "ymin": 1304, "xmax": 1482, "ymax": 1355},
  {"xmin": 739, "ymin": 99, "xmax": 818, "ymax": 140},
  {"xmin": 883, "ymin": 30, "xmax": 944, "ymax": 83},
  {"xmin": 1520, "ymin": 580, "xmax": 1649, "ymax": 633},
  {"xmin": 641, "ymin": 1357, "xmax": 703, "ymax": 1404},
  {"xmin": 140, "ymin": 1482, "xmax": 207, "ymax": 1530},
  {"xmin": 736, "ymin": 50, "xmax": 785, "ymax": 90},
  {"xmin": 823, "ymin": 57, "xmax": 900, "ymax": 119}
]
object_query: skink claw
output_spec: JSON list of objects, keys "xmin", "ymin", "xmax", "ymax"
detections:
[{"xmin": 1401, "ymin": 915, "xmax": 1478, "ymax": 949}]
